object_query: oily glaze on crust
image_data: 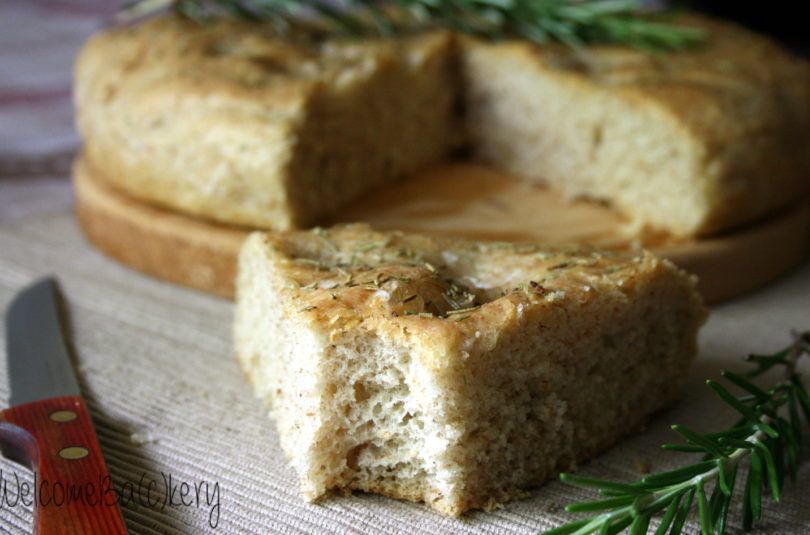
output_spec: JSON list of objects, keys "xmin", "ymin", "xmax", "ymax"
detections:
[{"xmin": 257, "ymin": 223, "xmax": 675, "ymax": 331}]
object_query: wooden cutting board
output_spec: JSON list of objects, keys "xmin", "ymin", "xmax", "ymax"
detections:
[{"xmin": 73, "ymin": 155, "xmax": 810, "ymax": 303}]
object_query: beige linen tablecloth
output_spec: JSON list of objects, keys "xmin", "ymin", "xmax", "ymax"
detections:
[
  {"xmin": 1, "ymin": 199, "xmax": 809, "ymax": 535},
  {"xmin": 1, "ymin": 2, "xmax": 809, "ymax": 533},
  {"xmin": 0, "ymin": 194, "xmax": 808, "ymax": 535}
]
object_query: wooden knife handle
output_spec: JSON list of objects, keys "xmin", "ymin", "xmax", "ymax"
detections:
[{"xmin": 0, "ymin": 396, "xmax": 128, "ymax": 534}]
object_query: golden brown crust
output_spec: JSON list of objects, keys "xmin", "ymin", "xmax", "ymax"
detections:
[
  {"xmin": 235, "ymin": 224, "xmax": 708, "ymax": 515},
  {"xmin": 262, "ymin": 223, "xmax": 706, "ymax": 379},
  {"xmin": 256, "ymin": 223, "xmax": 672, "ymax": 345}
]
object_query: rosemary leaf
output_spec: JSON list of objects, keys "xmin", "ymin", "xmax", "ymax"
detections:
[
  {"xmin": 629, "ymin": 513, "xmax": 650, "ymax": 535},
  {"xmin": 721, "ymin": 370, "xmax": 770, "ymax": 400},
  {"xmin": 777, "ymin": 418, "xmax": 799, "ymax": 482},
  {"xmin": 717, "ymin": 436, "xmax": 755, "ymax": 450},
  {"xmin": 771, "ymin": 433, "xmax": 787, "ymax": 490},
  {"xmin": 560, "ymin": 474, "xmax": 647, "ymax": 495},
  {"xmin": 669, "ymin": 486, "xmax": 695, "ymax": 535},
  {"xmin": 123, "ymin": 0, "xmax": 704, "ymax": 52},
  {"xmin": 603, "ymin": 516, "xmax": 632, "ymax": 535},
  {"xmin": 670, "ymin": 424, "xmax": 726, "ymax": 458},
  {"xmin": 541, "ymin": 518, "xmax": 593, "ymax": 535},
  {"xmin": 753, "ymin": 439, "xmax": 780, "ymax": 502},
  {"xmin": 742, "ymin": 463, "xmax": 754, "ymax": 531},
  {"xmin": 706, "ymin": 379, "xmax": 760, "ymax": 423},
  {"xmin": 695, "ymin": 480, "xmax": 711, "ymax": 535},
  {"xmin": 564, "ymin": 495, "xmax": 636, "ymax": 513},
  {"xmin": 707, "ymin": 480, "xmax": 725, "ymax": 526},
  {"xmin": 717, "ymin": 458, "xmax": 732, "ymax": 496},
  {"xmin": 640, "ymin": 460, "xmax": 716, "ymax": 486},
  {"xmin": 659, "ymin": 443, "xmax": 704, "ymax": 453},
  {"xmin": 790, "ymin": 375, "xmax": 810, "ymax": 420},
  {"xmin": 748, "ymin": 450, "xmax": 763, "ymax": 522},
  {"xmin": 651, "ymin": 490, "xmax": 681, "ymax": 535},
  {"xmin": 755, "ymin": 420, "xmax": 780, "ymax": 439},
  {"xmin": 715, "ymin": 466, "xmax": 737, "ymax": 534}
]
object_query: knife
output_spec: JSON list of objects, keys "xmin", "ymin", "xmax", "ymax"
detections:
[{"xmin": 1, "ymin": 277, "xmax": 127, "ymax": 534}]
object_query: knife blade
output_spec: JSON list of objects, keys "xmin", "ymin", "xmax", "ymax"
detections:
[
  {"xmin": 1, "ymin": 277, "xmax": 128, "ymax": 534},
  {"xmin": 6, "ymin": 278, "xmax": 80, "ymax": 406}
]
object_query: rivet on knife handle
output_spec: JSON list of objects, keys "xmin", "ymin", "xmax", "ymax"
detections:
[{"xmin": 0, "ymin": 396, "xmax": 128, "ymax": 534}]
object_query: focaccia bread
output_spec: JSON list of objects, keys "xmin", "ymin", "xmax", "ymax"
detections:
[
  {"xmin": 74, "ymin": 17, "xmax": 458, "ymax": 229},
  {"xmin": 461, "ymin": 15, "xmax": 810, "ymax": 237},
  {"xmin": 74, "ymin": 14, "xmax": 810, "ymax": 238},
  {"xmin": 234, "ymin": 223, "xmax": 707, "ymax": 515}
]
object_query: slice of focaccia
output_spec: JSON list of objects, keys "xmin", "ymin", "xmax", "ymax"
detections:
[{"xmin": 234, "ymin": 223, "xmax": 707, "ymax": 516}]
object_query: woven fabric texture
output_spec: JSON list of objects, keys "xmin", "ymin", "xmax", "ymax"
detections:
[{"xmin": 1, "ymin": 212, "xmax": 809, "ymax": 534}]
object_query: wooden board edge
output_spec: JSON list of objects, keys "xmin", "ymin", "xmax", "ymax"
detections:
[
  {"xmin": 73, "ymin": 154, "xmax": 810, "ymax": 303},
  {"xmin": 73, "ymin": 156, "xmax": 247, "ymax": 298},
  {"xmin": 658, "ymin": 204, "xmax": 810, "ymax": 303}
]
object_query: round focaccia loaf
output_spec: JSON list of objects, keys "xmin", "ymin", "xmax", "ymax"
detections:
[{"xmin": 74, "ymin": 14, "xmax": 810, "ymax": 238}]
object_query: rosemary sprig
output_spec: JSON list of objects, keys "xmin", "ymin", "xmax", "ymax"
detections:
[
  {"xmin": 120, "ymin": 0, "xmax": 704, "ymax": 52},
  {"xmin": 544, "ymin": 331, "xmax": 810, "ymax": 535}
]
